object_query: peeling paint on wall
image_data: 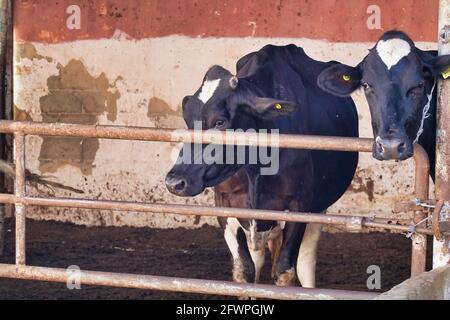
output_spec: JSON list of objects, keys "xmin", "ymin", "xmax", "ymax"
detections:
[
  {"xmin": 16, "ymin": 43, "xmax": 53, "ymax": 62},
  {"xmin": 147, "ymin": 97, "xmax": 184, "ymax": 128},
  {"xmin": 349, "ymin": 169, "xmax": 375, "ymax": 202},
  {"xmin": 38, "ymin": 59, "xmax": 120, "ymax": 175},
  {"xmin": 13, "ymin": 105, "xmax": 32, "ymax": 121}
]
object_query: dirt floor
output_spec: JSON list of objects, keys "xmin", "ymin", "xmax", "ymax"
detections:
[{"xmin": 0, "ymin": 219, "xmax": 433, "ymax": 300}]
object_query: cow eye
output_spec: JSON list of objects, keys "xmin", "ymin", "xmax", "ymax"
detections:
[
  {"xmin": 407, "ymin": 83, "xmax": 425, "ymax": 97},
  {"xmin": 214, "ymin": 119, "xmax": 227, "ymax": 129}
]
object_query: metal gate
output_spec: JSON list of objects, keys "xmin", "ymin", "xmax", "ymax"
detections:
[{"xmin": 0, "ymin": 120, "xmax": 437, "ymax": 300}]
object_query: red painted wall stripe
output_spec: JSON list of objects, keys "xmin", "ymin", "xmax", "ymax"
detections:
[{"xmin": 15, "ymin": 0, "xmax": 439, "ymax": 43}]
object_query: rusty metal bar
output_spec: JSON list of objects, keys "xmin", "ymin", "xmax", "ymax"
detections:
[
  {"xmin": 14, "ymin": 133, "xmax": 26, "ymax": 265},
  {"xmin": 411, "ymin": 145, "xmax": 430, "ymax": 276},
  {"xmin": 0, "ymin": 120, "xmax": 374, "ymax": 152},
  {"xmin": 434, "ymin": 0, "xmax": 450, "ymax": 270},
  {"xmin": 0, "ymin": 264, "xmax": 379, "ymax": 300},
  {"xmin": 0, "ymin": 194, "xmax": 434, "ymax": 236},
  {"xmin": 0, "ymin": 205, "xmax": 4, "ymax": 255},
  {"xmin": 0, "ymin": 0, "xmax": 6, "ymax": 257},
  {"xmin": 362, "ymin": 221, "xmax": 432, "ymax": 236},
  {"xmin": 0, "ymin": 0, "xmax": 12, "ymax": 257}
]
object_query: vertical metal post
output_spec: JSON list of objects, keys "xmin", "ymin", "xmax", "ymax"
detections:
[
  {"xmin": 14, "ymin": 134, "xmax": 26, "ymax": 265},
  {"xmin": 434, "ymin": 0, "xmax": 450, "ymax": 268},
  {"xmin": 411, "ymin": 146, "xmax": 430, "ymax": 276},
  {"xmin": 0, "ymin": 0, "xmax": 11, "ymax": 256}
]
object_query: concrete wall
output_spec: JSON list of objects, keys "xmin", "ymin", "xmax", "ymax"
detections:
[{"xmin": 12, "ymin": 0, "xmax": 439, "ymax": 228}]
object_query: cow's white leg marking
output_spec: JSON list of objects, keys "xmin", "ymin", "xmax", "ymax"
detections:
[
  {"xmin": 198, "ymin": 79, "xmax": 221, "ymax": 103},
  {"xmin": 296, "ymin": 223, "xmax": 322, "ymax": 288},
  {"xmin": 246, "ymin": 220, "xmax": 266, "ymax": 283},
  {"xmin": 376, "ymin": 38, "xmax": 411, "ymax": 70},
  {"xmin": 247, "ymin": 220, "xmax": 266, "ymax": 251},
  {"xmin": 224, "ymin": 218, "xmax": 247, "ymax": 282},
  {"xmin": 249, "ymin": 248, "xmax": 265, "ymax": 283}
]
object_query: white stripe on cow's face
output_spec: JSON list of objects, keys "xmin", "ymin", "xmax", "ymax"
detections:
[
  {"xmin": 198, "ymin": 78, "xmax": 221, "ymax": 103},
  {"xmin": 376, "ymin": 38, "xmax": 411, "ymax": 70}
]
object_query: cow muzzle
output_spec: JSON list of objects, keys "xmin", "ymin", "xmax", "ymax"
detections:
[
  {"xmin": 165, "ymin": 169, "xmax": 206, "ymax": 197},
  {"xmin": 165, "ymin": 175, "xmax": 188, "ymax": 195},
  {"xmin": 373, "ymin": 135, "xmax": 413, "ymax": 161}
]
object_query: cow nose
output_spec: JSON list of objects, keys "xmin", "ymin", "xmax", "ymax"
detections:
[
  {"xmin": 375, "ymin": 136, "xmax": 412, "ymax": 160},
  {"xmin": 165, "ymin": 175, "xmax": 187, "ymax": 194}
]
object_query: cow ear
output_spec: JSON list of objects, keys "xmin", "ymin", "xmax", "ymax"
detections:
[
  {"xmin": 245, "ymin": 97, "xmax": 297, "ymax": 120},
  {"xmin": 182, "ymin": 95, "xmax": 193, "ymax": 109},
  {"xmin": 317, "ymin": 64, "xmax": 362, "ymax": 97},
  {"xmin": 182, "ymin": 95, "xmax": 203, "ymax": 128},
  {"xmin": 424, "ymin": 54, "xmax": 450, "ymax": 79}
]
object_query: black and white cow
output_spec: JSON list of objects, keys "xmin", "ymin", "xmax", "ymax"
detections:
[
  {"xmin": 165, "ymin": 44, "xmax": 359, "ymax": 287},
  {"xmin": 318, "ymin": 30, "xmax": 450, "ymax": 178}
]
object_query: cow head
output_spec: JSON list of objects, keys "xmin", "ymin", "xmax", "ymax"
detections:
[
  {"xmin": 165, "ymin": 65, "xmax": 297, "ymax": 196},
  {"xmin": 317, "ymin": 30, "xmax": 450, "ymax": 161}
]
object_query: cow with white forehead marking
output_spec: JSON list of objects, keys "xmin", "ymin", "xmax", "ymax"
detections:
[
  {"xmin": 318, "ymin": 30, "xmax": 450, "ymax": 178},
  {"xmin": 166, "ymin": 44, "xmax": 359, "ymax": 290}
]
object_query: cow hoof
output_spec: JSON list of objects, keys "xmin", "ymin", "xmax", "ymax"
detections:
[
  {"xmin": 232, "ymin": 273, "xmax": 247, "ymax": 284},
  {"xmin": 275, "ymin": 268, "xmax": 296, "ymax": 286}
]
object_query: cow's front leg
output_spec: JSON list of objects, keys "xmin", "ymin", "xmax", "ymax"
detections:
[
  {"xmin": 296, "ymin": 223, "xmax": 322, "ymax": 288},
  {"xmin": 223, "ymin": 218, "xmax": 255, "ymax": 283},
  {"xmin": 273, "ymin": 222, "xmax": 305, "ymax": 286}
]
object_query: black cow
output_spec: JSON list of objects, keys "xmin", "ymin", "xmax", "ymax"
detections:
[
  {"xmin": 165, "ymin": 45, "xmax": 359, "ymax": 287},
  {"xmin": 318, "ymin": 30, "xmax": 450, "ymax": 179}
]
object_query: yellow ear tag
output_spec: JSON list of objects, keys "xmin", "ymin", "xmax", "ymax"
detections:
[
  {"xmin": 275, "ymin": 103, "xmax": 283, "ymax": 110},
  {"xmin": 442, "ymin": 66, "xmax": 450, "ymax": 80},
  {"xmin": 342, "ymin": 74, "xmax": 351, "ymax": 82}
]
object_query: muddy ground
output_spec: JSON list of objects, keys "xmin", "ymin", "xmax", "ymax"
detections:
[{"xmin": 0, "ymin": 219, "xmax": 433, "ymax": 300}]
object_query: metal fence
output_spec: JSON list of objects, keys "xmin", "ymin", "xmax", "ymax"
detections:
[{"xmin": 0, "ymin": 120, "xmax": 435, "ymax": 300}]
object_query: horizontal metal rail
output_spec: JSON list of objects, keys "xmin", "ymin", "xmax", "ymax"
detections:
[
  {"xmin": 0, "ymin": 194, "xmax": 434, "ymax": 235},
  {"xmin": 0, "ymin": 120, "xmax": 374, "ymax": 151},
  {"xmin": 0, "ymin": 264, "xmax": 379, "ymax": 300}
]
